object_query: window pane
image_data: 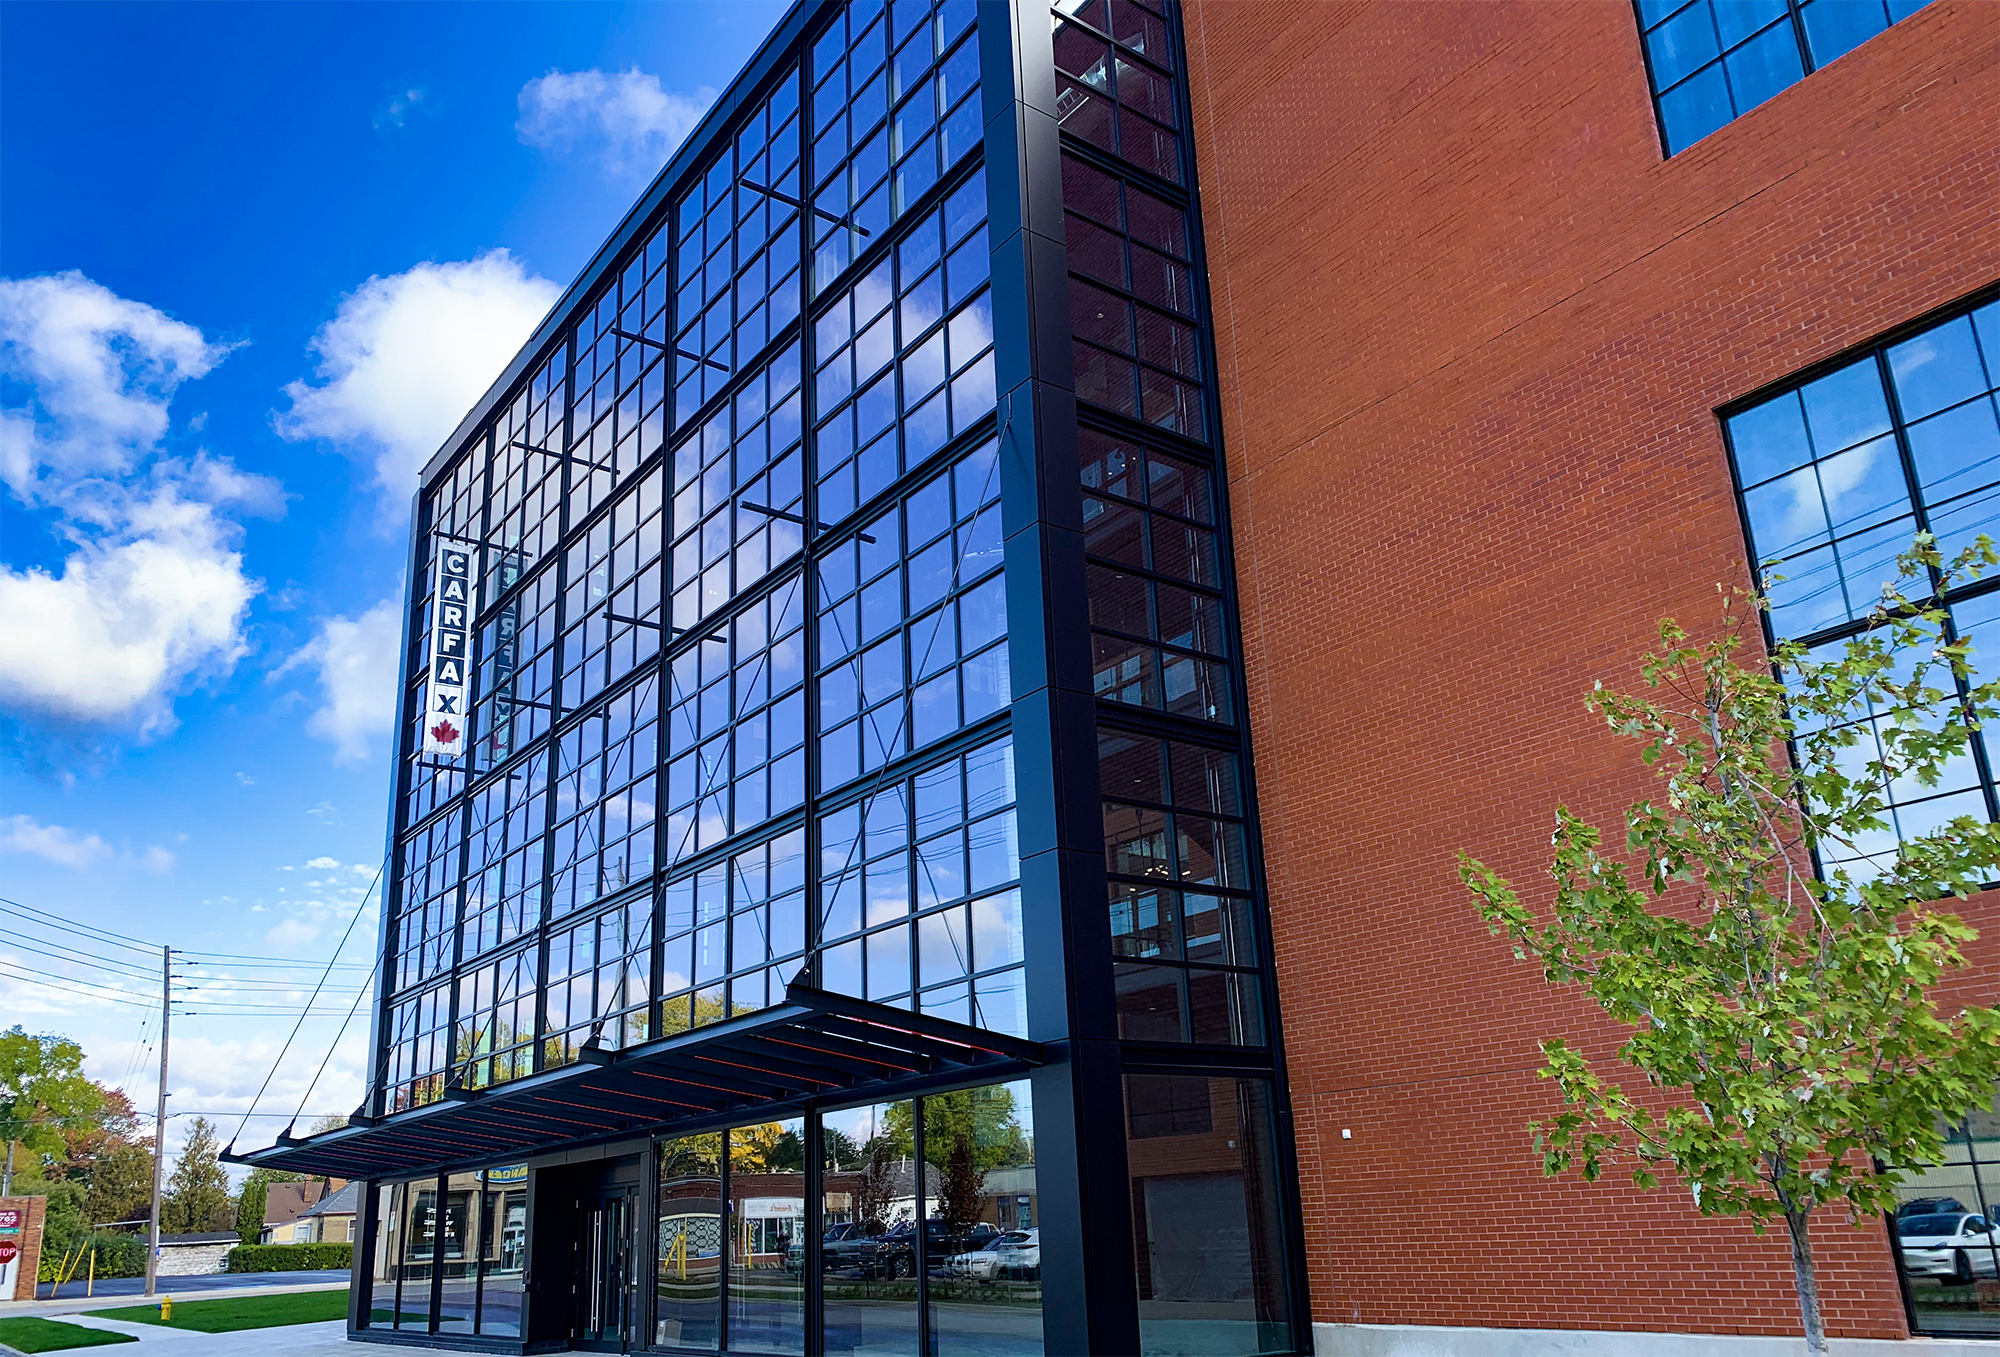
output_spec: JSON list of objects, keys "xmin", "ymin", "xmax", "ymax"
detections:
[
  {"xmin": 436, "ymin": 1172, "xmax": 481, "ymax": 1334},
  {"xmin": 477, "ymin": 1183, "xmax": 526, "ymax": 1336},
  {"xmin": 729, "ymin": 1118, "xmax": 806, "ymax": 1353},
  {"xmin": 1800, "ymin": 0, "xmax": 1890, "ymax": 65},
  {"xmin": 1722, "ymin": 18, "xmax": 1806, "ymax": 114},
  {"xmin": 1126, "ymin": 1076, "xmax": 1292, "ymax": 1355},
  {"xmin": 823, "ymin": 1101, "xmax": 920, "ymax": 1354},
  {"xmin": 926, "ymin": 1081, "xmax": 1043, "ymax": 1355},
  {"xmin": 656, "ymin": 1134, "xmax": 723, "ymax": 1349}
]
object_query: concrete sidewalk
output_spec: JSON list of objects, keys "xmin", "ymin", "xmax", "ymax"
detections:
[
  {"xmin": 0, "ymin": 1279, "xmax": 347, "ymax": 1320},
  {"xmin": 39, "ymin": 1315, "xmax": 354, "ymax": 1353}
]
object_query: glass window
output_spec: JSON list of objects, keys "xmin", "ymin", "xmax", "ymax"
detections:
[
  {"xmin": 673, "ymin": 74, "xmax": 805, "ymax": 422},
  {"xmin": 659, "ymin": 826, "xmax": 808, "ymax": 1035},
  {"xmin": 397, "ymin": 1177, "xmax": 441, "ymax": 1332},
  {"xmin": 1079, "ymin": 429, "xmax": 1230, "ymax": 723},
  {"xmin": 811, "ymin": 0, "xmax": 981, "ymax": 294},
  {"xmin": 1637, "ymin": 0, "xmax": 1935, "ymax": 154},
  {"xmin": 437, "ymin": 1172, "xmax": 482, "ymax": 1334},
  {"xmin": 657, "ymin": 1133, "xmax": 724, "ymax": 1349},
  {"xmin": 462, "ymin": 743, "xmax": 551, "ymax": 963},
  {"xmin": 386, "ymin": 983, "xmax": 451, "ymax": 1112},
  {"xmin": 541, "ymin": 895, "xmax": 653, "ymax": 1064},
  {"xmin": 925, "ymin": 1080, "xmax": 1041, "ymax": 1355},
  {"xmin": 815, "ymin": 440, "xmax": 1007, "ymax": 791},
  {"xmin": 1062, "ymin": 156, "xmax": 1204, "ymax": 439},
  {"xmin": 728, "ymin": 1117, "xmax": 808, "ymax": 1352},
  {"xmin": 1125, "ymin": 1076, "xmax": 1292, "ymax": 1355},
  {"xmin": 1102, "ymin": 727, "xmax": 1262, "ymax": 1046},
  {"xmin": 550, "ymin": 675, "xmax": 660, "ymax": 918},
  {"xmin": 1726, "ymin": 294, "xmax": 2000, "ymax": 869},
  {"xmin": 1889, "ymin": 1094, "xmax": 2000, "ymax": 1333},
  {"xmin": 822, "ymin": 1100, "xmax": 920, "ymax": 1353},
  {"xmin": 454, "ymin": 946, "xmax": 537, "ymax": 1091},
  {"xmin": 478, "ymin": 1177, "xmax": 527, "ymax": 1336},
  {"xmin": 813, "ymin": 180, "xmax": 994, "ymax": 526},
  {"xmin": 816, "ymin": 735, "xmax": 1024, "ymax": 1033},
  {"xmin": 668, "ymin": 345, "xmax": 807, "ymax": 631},
  {"xmin": 1052, "ymin": 0, "xmax": 1182, "ymax": 183},
  {"xmin": 662, "ymin": 577, "xmax": 808, "ymax": 862}
]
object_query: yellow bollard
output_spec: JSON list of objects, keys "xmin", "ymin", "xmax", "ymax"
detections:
[
  {"xmin": 87, "ymin": 1247, "xmax": 95, "ymax": 1297},
  {"xmin": 161, "ymin": 1295, "xmax": 172, "ymax": 1321}
]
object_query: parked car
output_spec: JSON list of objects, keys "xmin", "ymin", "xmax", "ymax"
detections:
[
  {"xmin": 947, "ymin": 1229, "xmax": 1038, "ymax": 1280},
  {"xmin": 1900, "ymin": 1197, "xmax": 1969, "ymax": 1218},
  {"xmin": 873, "ymin": 1219, "xmax": 998, "ymax": 1279},
  {"xmin": 987, "ymin": 1227, "xmax": 1039, "ymax": 1278},
  {"xmin": 793, "ymin": 1222, "xmax": 872, "ymax": 1275},
  {"xmin": 1899, "ymin": 1213, "xmax": 2000, "ymax": 1286}
]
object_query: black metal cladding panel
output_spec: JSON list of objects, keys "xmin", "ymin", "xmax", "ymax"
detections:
[{"xmin": 228, "ymin": 985, "xmax": 1043, "ymax": 1179}]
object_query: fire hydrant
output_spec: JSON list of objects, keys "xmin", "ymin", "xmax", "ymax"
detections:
[{"xmin": 160, "ymin": 1296, "xmax": 172, "ymax": 1321}]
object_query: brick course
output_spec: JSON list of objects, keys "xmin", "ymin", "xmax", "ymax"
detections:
[{"xmin": 1180, "ymin": 0, "xmax": 2000, "ymax": 1339}]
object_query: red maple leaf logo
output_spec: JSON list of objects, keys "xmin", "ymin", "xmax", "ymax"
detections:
[{"xmin": 430, "ymin": 718, "xmax": 460, "ymax": 745}]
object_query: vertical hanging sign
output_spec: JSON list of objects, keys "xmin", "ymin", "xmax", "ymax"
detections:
[{"xmin": 423, "ymin": 538, "xmax": 477, "ymax": 757}]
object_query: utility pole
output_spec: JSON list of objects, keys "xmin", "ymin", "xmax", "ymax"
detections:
[{"xmin": 145, "ymin": 945, "xmax": 170, "ymax": 1298}]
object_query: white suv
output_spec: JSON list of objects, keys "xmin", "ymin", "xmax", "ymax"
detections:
[{"xmin": 1899, "ymin": 1212, "xmax": 2000, "ymax": 1285}]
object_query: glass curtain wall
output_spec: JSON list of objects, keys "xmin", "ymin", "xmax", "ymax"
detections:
[
  {"xmin": 1050, "ymin": 0, "xmax": 1300, "ymax": 1352},
  {"xmin": 363, "ymin": 1169, "xmax": 531, "ymax": 1338},
  {"xmin": 374, "ymin": 0, "xmax": 1012, "ymax": 1132}
]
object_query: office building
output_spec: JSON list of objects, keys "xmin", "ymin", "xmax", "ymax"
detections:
[{"xmin": 240, "ymin": 0, "xmax": 2000, "ymax": 1351}]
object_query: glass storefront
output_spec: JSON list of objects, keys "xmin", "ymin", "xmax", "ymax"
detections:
[
  {"xmin": 1125, "ymin": 1075, "xmax": 1290, "ymax": 1357},
  {"xmin": 362, "ymin": 1167, "xmax": 533, "ymax": 1338},
  {"xmin": 1894, "ymin": 1104, "xmax": 2000, "ymax": 1336}
]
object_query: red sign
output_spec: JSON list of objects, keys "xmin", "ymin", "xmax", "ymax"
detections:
[
  {"xmin": 0, "ymin": 1240, "xmax": 18, "ymax": 1266},
  {"xmin": 0, "ymin": 1209, "xmax": 19, "ymax": 1230}
]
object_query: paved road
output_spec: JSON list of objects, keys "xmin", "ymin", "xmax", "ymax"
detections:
[{"xmin": 34, "ymin": 1269, "xmax": 349, "ymax": 1302}]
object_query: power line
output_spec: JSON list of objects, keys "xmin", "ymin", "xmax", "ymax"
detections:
[
  {"xmin": 229, "ymin": 851, "xmax": 387, "ymax": 1151},
  {"xmin": 0, "ymin": 930, "xmax": 163, "ymax": 981},
  {"xmin": 0, "ymin": 897, "xmax": 159, "ymax": 953},
  {"xmin": 0, "ymin": 967, "xmax": 155, "ymax": 1009},
  {"xmin": 180, "ymin": 949, "xmax": 373, "ymax": 968}
]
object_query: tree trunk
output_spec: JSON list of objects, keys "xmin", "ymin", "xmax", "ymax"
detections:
[
  {"xmin": 1785, "ymin": 1206, "xmax": 1827, "ymax": 1355},
  {"xmin": 2, "ymin": 1138, "xmax": 13, "ymax": 1196}
]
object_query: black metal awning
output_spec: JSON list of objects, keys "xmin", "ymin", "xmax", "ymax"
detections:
[{"xmin": 222, "ymin": 984, "xmax": 1044, "ymax": 1179}]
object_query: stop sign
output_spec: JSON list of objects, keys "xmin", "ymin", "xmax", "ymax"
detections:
[{"xmin": 0, "ymin": 1241, "xmax": 18, "ymax": 1265}]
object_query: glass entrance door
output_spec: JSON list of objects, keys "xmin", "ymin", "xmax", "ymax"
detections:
[{"xmin": 577, "ymin": 1187, "xmax": 638, "ymax": 1351}]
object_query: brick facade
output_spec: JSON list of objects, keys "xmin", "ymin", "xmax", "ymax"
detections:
[
  {"xmin": 1181, "ymin": 0, "xmax": 2000, "ymax": 1340},
  {"xmin": 0, "ymin": 1195, "xmax": 48, "ymax": 1302}
]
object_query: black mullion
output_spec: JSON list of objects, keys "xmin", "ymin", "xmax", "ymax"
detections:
[
  {"xmin": 428, "ymin": 1169, "xmax": 447, "ymax": 1334},
  {"xmin": 1784, "ymin": 0, "xmax": 1817, "ymax": 75},
  {"xmin": 1629, "ymin": 1, "xmax": 1676, "ymax": 158},
  {"xmin": 913, "ymin": 1094, "xmax": 931, "ymax": 1356},
  {"xmin": 1873, "ymin": 344, "xmax": 2000, "ymax": 828},
  {"xmin": 718, "ymin": 1125, "xmax": 732, "ymax": 1353},
  {"xmin": 805, "ymin": 1111, "xmax": 823, "ymax": 1357},
  {"xmin": 533, "ymin": 337, "xmax": 579, "ymax": 1077}
]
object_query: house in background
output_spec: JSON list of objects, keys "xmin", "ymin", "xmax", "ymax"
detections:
[
  {"xmin": 293, "ymin": 1181, "xmax": 360, "ymax": 1244},
  {"xmin": 259, "ymin": 1179, "xmax": 347, "ymax": 1245}
]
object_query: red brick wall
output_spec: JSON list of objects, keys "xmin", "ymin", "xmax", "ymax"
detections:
[
  {"xmin": 1, "ymin": 1196, "xmax": 49, "ymax": 1301},
  {"xmin": 1180, "ymin": 0, "xmax": 2000, "ymax": 1339}
]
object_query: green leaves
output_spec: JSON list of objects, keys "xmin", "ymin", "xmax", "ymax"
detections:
[{"xmin": 1462, "ymin": 538, "xmax": 2000, "ymax": 1348}]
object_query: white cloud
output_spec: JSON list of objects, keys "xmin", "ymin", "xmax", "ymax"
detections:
[
  {"xmin": 142, "ymin": 845, "xmax": 175, "ymax": 873},
  {"xmin": 0, "ymin": 488, "xmax": 255, "ymax": 731},
  {"xmin": 264, "ymin": 918, "xmax": 321, "ymax": 950},
  {"xmin": 0, "ymin": 272, "xmax": 230, "ymax": 495},
  {"xmin": 373, "ymin": 85, "xmax": 431, "ymax": 131},
  {"xmin": 517, "ymin": 67, "xmax": 714, "ymax": 178},
  {"xmin": 304, "ymin": 855, "xmax": 341, "ymax": 870},
  {"xmin": 276, "ymin": 252, "xmax": 559, "ymax": 495},
  {"xmin": 276, "ymin": 595, "xmax": 401, "ymax": 765},
  {"xmin": 0, "ymin": 272, "xmax": 265, "ymax": 737},
  {"xmin": 0, "ymin": 814, "xmax": 111, "ymax": 869}
]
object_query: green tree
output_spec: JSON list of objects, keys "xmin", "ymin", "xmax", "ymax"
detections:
[
  {"xmin": 234, "ymin": 1176, "xmax": 268, "ymax": 1246},
  {"xmin": 1461, "ymin": 539, "xmax": 2000, "ymax": 1354},
  {"xmin": 84, "ymin": 1142, "xmax": 155, "ymax": 1227},
  {"xmin": 160, "ymin": 1117, "xmax": 233, "ymax": 1234},
  {"xmin": 0, "ymin": 1028, "xmax": 105, "ymax": 1195}
]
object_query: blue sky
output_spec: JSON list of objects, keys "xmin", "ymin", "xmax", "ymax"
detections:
[{"xmin": 0, "ymin": 0, "xmax": 787, "ymax": 1153}]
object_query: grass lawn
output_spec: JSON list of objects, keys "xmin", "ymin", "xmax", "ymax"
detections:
[
  {"xmin": 87, "ymin": 1288, "xmax": 349, "ymax": 1333},
  {"xmin": 0, "ymin": 1317, "xmax": 137, "ymax": 1353}
]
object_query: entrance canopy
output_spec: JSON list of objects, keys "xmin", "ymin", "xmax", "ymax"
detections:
[{"xmin": 226, "ymin": 984, "xmax": 1044, "ymax": 1179}]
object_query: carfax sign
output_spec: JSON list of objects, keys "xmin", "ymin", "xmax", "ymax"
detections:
[{"xmin": 423, "ymin": 539, "xmax": 477, "ymax": 757}]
